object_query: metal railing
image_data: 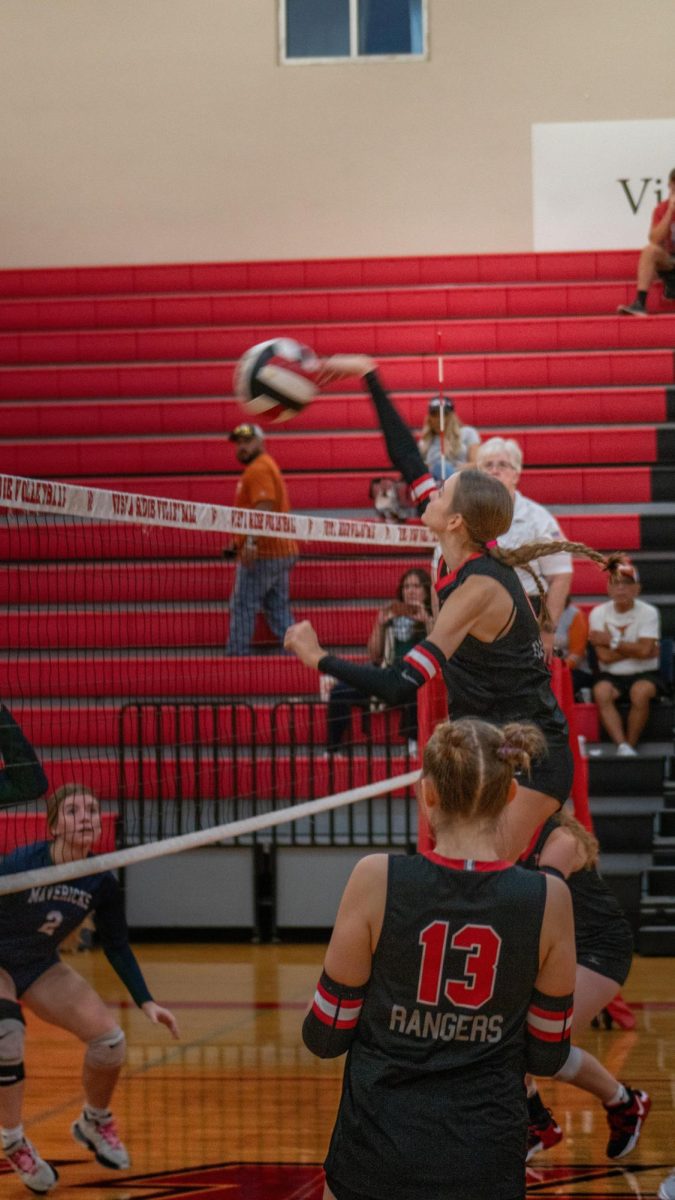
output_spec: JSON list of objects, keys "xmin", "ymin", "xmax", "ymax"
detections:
[{"xmin": 118, "ymin": 699, "xmax": 417, "ymax": 848}]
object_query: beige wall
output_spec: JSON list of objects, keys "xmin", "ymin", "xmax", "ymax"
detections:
[{"xmin": 0, "ymin": 0, "xmax": 672, "ymax": 267}]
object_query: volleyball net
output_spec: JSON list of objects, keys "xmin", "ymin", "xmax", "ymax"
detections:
[{"xmin": 0, "ymin": 474, "xmax": 435, "ymax": 892}]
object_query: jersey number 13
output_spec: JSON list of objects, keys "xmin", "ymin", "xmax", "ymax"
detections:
[{"xmin": 417, "ymin": 921, "xmax": 502, "ymax": 1009}]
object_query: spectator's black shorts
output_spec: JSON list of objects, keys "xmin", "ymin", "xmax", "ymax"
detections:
[{"xmin": 595, "ymin": 671, "xmax": 665, "ymax": 701}]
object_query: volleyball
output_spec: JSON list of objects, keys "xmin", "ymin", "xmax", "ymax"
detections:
[{"xmin": 233, "ymin": 337, "xmax": 320, "ymax": 423}]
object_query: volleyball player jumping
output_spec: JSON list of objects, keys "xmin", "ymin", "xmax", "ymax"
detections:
[
  {"xmin": 0, "ymin": 779, "xmax": 179, "ymax": 1193},
  {"xmin": 303, "ymin": 717, "xmax": 576, "ymax": 1200},
  {"xmin": 286, "ymin": 357, "xmax": 625, "ymax": 855},
  {"xmin": 522, "ymin": 812, "xmax": 650, "ymax": 1161}
]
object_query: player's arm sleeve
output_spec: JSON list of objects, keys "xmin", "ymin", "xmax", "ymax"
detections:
[
  {"xmin": 525, "ymin": 987, "xmax": 574, "ymax": 1076},
  {"xmin": 93, "ymin": 877, "xmax": 153, "ymax": 1007},
  {"xmin": 0, "ymin": 705, "xmax": 49, "ymax": 808},
  {"xmin": 302, "ymin": 970, "xmax": 368, "ymax": 1059},
  {"xmin": 318, "ymin": 639, "xmax": 446, "ymax": 707},
  {"xmin": 363, "ymin": 371, "xmax": 437, "ymax": 512}
]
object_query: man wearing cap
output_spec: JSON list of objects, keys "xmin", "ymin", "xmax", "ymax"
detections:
[
  {"xmin": 475, "ymin": 436, "xmax": 572, "ymax": 660},
  {"xmin": 588, "ymin": 562, "xmax": 663, "ymax": 756},
  {"xmin": 225, "ymin": 424, "xmax": 298, "ymax": 656}
]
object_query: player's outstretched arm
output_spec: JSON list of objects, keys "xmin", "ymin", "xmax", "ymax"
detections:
[
  {"xmin": 317, "ymin": 355, "xmax": 435, "ymax": 513},
  {"xmin": 285, "ymin": 575, "xmax": 497, "ymax": 705}
]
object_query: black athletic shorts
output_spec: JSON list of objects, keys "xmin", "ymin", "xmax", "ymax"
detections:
[
  {"xmin": 515, "ymin": 737, "xmax": 574, "ymax": 808},
  {"xmin": 577, "ymin": 951, "xmax": 633, "ymax": 987},
  {"xmin": 0, "ymin": 955, "xmax": 59, "ymax": 998},
  {"xmin": 595, "ymin": 670, "xmax": 666, "ymax": 702}
]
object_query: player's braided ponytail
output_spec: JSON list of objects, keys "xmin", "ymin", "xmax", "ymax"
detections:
[{"xmin": 488, "ymin": 542, "xmax": 627, "ymax": 630}]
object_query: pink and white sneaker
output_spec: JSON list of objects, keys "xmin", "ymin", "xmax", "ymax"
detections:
[
  {"xmin": 71, "ymin": 1111, "xmax": 130, "ymax": 1170},
  {"xmin": 3, "ymin": 1137, "xmax": 58, "ymax": 1193}
]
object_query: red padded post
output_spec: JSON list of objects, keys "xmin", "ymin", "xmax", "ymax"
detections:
[
  {"xmin": 415, "ymin": 675, "xmax": 449, "ymax": 852},
  {"xmin": 549, "ymin": 657, "xmax": 593, "ymax": 832}
]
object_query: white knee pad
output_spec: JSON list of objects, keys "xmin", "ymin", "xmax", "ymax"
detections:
[
  {"xmin": 85, "ymin": 1026, "xmax": 126, "ymax": 1069},
  {"xmin": 554, "ymin": 1044, "xmax": 583, "ymax": 1082},
  {"xmin": 0, "ymin": 999, "xmax": 26, "ymax": 1086}
]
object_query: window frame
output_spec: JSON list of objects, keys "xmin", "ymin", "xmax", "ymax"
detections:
[{"xmin": 279, "ymin": 0, "xmax": 429, "ymax": 66}]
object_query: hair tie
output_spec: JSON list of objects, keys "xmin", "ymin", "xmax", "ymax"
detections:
[
  {"xmin": 485, "ymin": 539, "xmax": 498, "ymax": 550},
  {"xmin": 497, "ymin": 743, "xmax": 514, "ymax": 759}
]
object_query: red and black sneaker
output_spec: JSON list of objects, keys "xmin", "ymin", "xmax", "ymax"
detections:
[
  {"xmin": 526, "ymin": 1109, "xmax": 563, "ymax": 1161},
  {"xmin": 605, "ymin": 1087, "xmax": 651, "ymax": 1159}
]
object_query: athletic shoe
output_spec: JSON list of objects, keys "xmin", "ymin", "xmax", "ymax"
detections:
[
  {"xmin": 603, "ymin": 995, "xmax": 636, "ymax": 1030},
  {"xmin": 72, "ymin": 1111, "xmax": 130, "ymax": 1170},
  {"xmin": 526, "ymin": 1109, "xmax": 563, "ymax": 1160},
  {"xmin": 3, "ymin": 1137, "xmax": 58, "ymax": 1194},
  {"xmin": 658, "ymin": 1170, "xmax": 675, "ymax": 1200},
  {"xmin": 605, "ymin": 1087, "xmax": 651, "ymax": 1158},
  {"xmin": 617, "ymin": 301, "xmax": 648, "ymax": 316},
  {"xmin": 617, "ymin": 742, "xmax": 637, "ymax": 757}
]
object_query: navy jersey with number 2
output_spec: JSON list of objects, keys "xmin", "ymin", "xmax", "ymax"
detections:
[{"xmin": 0, "ymin": 841, "xmax": 151, "ymax": 1005}]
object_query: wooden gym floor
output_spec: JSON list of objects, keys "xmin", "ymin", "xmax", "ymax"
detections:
[{"xmin": 3, "ymin": 944, "xmax": 674, "ymax": 1200}]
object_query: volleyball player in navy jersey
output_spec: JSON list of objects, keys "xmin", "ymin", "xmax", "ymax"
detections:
[
  {"xmin": 521, "ymin": 812, "xmax": 650, "ymax": 1161},
  {"xmin": 302, "ymin": 717, "xmax": 576, "ymax": 1200},
  {"xmin": 0, "ymin": 782, "xmax": 179, "ymax": 1193}
]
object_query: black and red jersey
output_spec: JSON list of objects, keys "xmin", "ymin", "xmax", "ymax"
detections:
[
  {"xmin": 436, "ymin": 552, "xmax": 568, "ymax": 745},
  {"xmin": 325, "ymin": 851, "xmax": 547, "ymax": 1200}
]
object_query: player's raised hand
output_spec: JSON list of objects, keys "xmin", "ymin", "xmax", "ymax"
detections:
[{"xmin": 315, "ymin": 354, "xmax": 377, "ymax": 385}]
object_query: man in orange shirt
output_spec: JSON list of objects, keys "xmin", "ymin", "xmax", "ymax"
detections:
[{"xmin": 225, "ymin": 423, "xmax": 298, "ymax": 656}]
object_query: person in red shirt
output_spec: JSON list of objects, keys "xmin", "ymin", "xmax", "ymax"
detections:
[
  {"xmin": 618, "ymin": 166, "xmax": 675, "ymax": 316},
  {"xmin": 225, "ymin": 423, "xmax": 298, "ymax": 656}
]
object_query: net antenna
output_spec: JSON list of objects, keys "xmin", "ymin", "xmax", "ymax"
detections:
[{"xmin": 437, "ymin": 332, "xmax": 447, "ymax": 484}]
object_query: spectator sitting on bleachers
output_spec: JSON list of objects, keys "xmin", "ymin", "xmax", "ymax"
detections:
[
  {"xmin": 323, "ymin": 568, "xmax": 433, "ymax": 756},
  {"xmin": 617, "ymin": 166, "xmax": 675, "ymax": 317},
  {"xmin": 554, "ymin": 596, "xmax": 594, "ymax": 699},
  {"xmin": 588, "ymin": 561, "xmax": 664, "ymax": 757},
  {"xmin": 417, "ymin": 395, "xmax": 480, "ymax": 482}
]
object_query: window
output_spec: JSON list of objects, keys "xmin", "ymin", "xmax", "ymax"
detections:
[{"xmin": 281, "ymin": 0, "xmax": 426, "ymax": 63}]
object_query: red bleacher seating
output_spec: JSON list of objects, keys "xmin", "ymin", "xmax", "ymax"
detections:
[{"xmin": 1, "ymin": 247, "xmax": 673, "ymax": 802}]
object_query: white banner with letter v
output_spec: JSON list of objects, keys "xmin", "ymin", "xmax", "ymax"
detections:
[{"xmin": 532, "ymin": 118, "xmax": 675, "ymax": 251}]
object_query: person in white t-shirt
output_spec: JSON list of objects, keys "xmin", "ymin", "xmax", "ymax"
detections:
[
  {"xmin": 475, "ymin": 437, "xmax": 572, "ymax": 661},
  {"xmin": 588, "ymin": 562, "xmax": 663, "ymax": 757}
]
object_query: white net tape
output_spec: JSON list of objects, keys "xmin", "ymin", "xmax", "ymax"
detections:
[
  {"xmin": 0, "ymin": 771, "xmax": 419, "ymax": 895},
  {"xmin": 2, "ymin": 474, "xmax": 435, "ymax": 547}
]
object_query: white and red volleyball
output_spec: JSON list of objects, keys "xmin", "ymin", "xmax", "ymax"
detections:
[{"xmin": 233, "ymin": 338, "xmax": 320, "ymax": 423}]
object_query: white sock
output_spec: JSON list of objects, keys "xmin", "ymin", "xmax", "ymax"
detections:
[
  {"xmin": 1, "ymin": 1124, "xmax": 24, "ymax": 1149},
  {"xmin": 84, "ymin": 1104, "xmax": 110, "ymax": 1123},
  {"xmin": 606, "ymin": 1083, "xmax": 629, "ymax": 1107}
]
